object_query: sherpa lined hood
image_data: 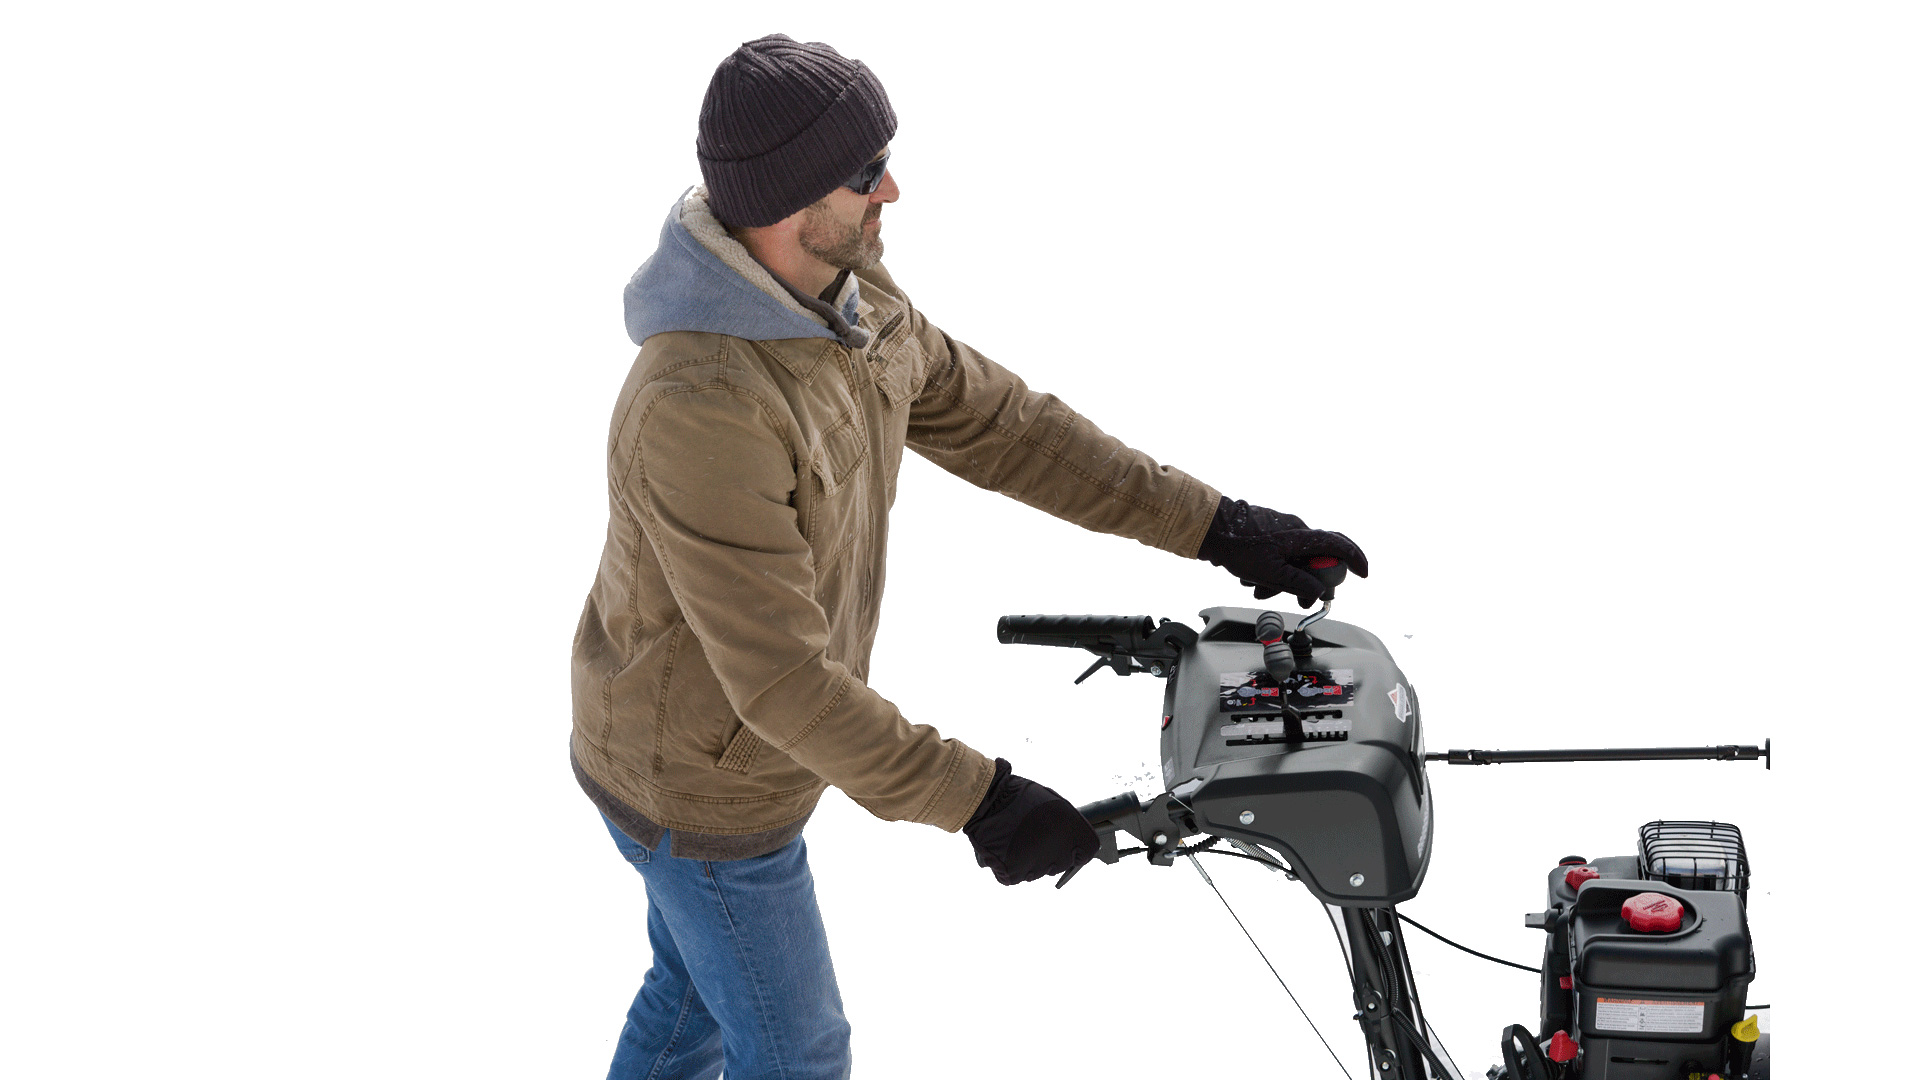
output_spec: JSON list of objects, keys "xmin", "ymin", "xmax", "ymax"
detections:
[{"xmin": 623, "ymin": 187, "xmax": 864, "ymax": 348}]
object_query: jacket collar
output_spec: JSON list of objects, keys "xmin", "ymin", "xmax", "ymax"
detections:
[{"xmin": 622, "ymin": 188, "xmax": 866, "ymax": 351}]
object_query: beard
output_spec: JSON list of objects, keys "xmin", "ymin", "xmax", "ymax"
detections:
[{"xmin": 797, "ymin": 200, "xmax": 884, "ymax": 270}]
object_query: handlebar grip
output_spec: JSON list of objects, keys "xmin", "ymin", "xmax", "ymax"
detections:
[
  {"xmin": 1076, "ymin": 790, "xmax": 1142, "ymax": 830},
  {"xmin": 997, "ymin": 614, "xmax": 1158, "ymax": 650}
]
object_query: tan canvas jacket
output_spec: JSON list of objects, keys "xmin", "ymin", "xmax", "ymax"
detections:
[{"xmin": 572, "ymin": 218, "xmax": 1219, "ymax": 859}]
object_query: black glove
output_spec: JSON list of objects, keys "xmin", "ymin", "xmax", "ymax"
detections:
[
  {"xmin": 1196, "ymin": 497, "xmax": 1369, "ymax": 607},
  {"xmin": 963, "ymin": 758, "xmax": 1100, "ymax": 886}
]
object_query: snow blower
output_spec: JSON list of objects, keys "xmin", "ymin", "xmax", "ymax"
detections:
[{"xmin": 1000, "ymin": 559, "xmax": 1769, "ymax": 1079}]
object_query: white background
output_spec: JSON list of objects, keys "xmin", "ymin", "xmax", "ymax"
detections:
[{"xmin": 4, "ymin": 3, "xmax": 1915, "ymax": 1077}]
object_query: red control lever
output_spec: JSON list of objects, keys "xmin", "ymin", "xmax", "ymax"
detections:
[
  {"xmin": 1548, "ymin": 1031, "xmax": 1579, "ymax": 1063},
  {"xmin": 1298, "ymin": 557, "xmax": 1348, "ymax": 602}
]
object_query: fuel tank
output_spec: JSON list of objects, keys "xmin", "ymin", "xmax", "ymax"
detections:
[{"xmin": 1161, "ymin": 607, "xmax": 1432, "ymax": 905}]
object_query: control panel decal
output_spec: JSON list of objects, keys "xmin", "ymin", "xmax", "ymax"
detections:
[{"xmin": 1219, "ymin": 669, "xmax": 1355, "ymax": 712}]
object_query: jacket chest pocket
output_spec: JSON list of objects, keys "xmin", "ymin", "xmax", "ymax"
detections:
[{"xmin": 803, "ymin": 412, "xmax": 870, "ymax": 562}]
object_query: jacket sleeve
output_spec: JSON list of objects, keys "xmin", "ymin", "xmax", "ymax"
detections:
[
  {"xmin": 904, "ymin": 312, "xmax": 1222, "ymax": 557},
  {"xmin": 624, "ymin": 382, "xmax": 995, "ymax": 832}
]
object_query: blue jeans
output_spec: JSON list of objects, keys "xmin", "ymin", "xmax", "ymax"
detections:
[{"xmin": 601, "ymin": 816, "xmax": 852, "ymax": 1080}]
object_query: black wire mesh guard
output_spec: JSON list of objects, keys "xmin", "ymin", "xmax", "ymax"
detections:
[{"xmin": 1637, "ymin": 820, "xmax": 1750, "ymax": 902}]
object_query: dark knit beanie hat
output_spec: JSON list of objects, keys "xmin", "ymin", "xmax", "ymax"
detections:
[{"xmin": 697, "ymin": 35, "xmax": 897, "ymax": 229}]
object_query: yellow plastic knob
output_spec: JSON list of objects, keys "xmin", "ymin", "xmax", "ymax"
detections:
[{"xmin": 1731, "ymin": 1014, "xmax": 1761, "ymax": 1043}]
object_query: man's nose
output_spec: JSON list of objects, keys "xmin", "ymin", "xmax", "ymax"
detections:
[{"xmin": 872, "ymin": 168, "xmax": 900, "ymax": 204}]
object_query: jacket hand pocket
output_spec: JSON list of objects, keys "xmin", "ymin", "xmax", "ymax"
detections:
[{"xmin": 715, "ymin": 722, "xmax": 763, "ymax": 773}]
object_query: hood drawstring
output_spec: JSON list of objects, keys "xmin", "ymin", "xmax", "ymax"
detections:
[{"xmin": 755, "ymin": 263, "xmax": 870, "ymax": 350}]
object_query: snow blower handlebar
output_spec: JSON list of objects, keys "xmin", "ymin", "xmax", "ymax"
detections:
[
  {"xmin": 996, "ymin": 614, "xmax": 1199, "ymax": 683},
  {"xmin": 1052, "ymin": 786, "xmax": 1208, "ymax": 889}
]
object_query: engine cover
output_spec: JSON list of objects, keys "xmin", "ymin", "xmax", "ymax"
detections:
[
  {"xmin": 1534, "ymin": 839, "xmax": 1759, "ymax": 1080},
  {"xmin": 1569, "ymin": 881, "xmax": 1754, "ymax": 1079}
]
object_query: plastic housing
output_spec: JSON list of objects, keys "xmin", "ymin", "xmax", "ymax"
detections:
[
  {"xmin": 1569, "ymin": 880, "xmax": 1755, "ymax": 1079},
  {"xmin": 1162, "ymin": 608, "xmax": 1432, "ymax": 906}
]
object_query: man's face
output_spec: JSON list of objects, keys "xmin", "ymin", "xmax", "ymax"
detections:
[{"xmin": 796, "ymin": 151, "xmax": 898, "ymax": 271}]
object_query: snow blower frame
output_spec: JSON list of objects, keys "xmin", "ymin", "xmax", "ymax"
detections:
[{"xmin": 1000, "ymin": 561, "xmax": 1769, "ymax": 1080}]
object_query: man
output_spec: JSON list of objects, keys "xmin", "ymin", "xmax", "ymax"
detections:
[{"xmin": 571, "ymin": 34, "xmax": 1367, "ymax": 1080}]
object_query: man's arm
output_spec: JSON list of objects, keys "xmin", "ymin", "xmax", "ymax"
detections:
[
  {"xmin": 899, "ymin": 304, "xmax": 1367, "ymax": 604},
  {"xmin": 902, "ymin": 311, "xmax": 1222, "ymax": 558},
  {"xmin": 623, "ymin": 382, "xmax": 994, "ymax": 831}
]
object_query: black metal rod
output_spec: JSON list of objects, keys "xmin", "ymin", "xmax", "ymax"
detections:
[{"xmin": 1426, "ymin": 742, "xmax": 1769, "ymax": 766}]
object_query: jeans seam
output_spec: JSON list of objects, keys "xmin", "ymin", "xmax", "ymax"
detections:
[
  {"xmin": 704, "ymin": 860, "xmax": 791, "ymax": 1080},
  {"xmin": 642, "ymin": 979, "xmax": 702, "ymax": 1080}
]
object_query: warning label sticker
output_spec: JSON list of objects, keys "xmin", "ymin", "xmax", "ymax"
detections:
[{"xmin": 1593, "ymin": 998, "xmax": 1705, "ymax": 1034}]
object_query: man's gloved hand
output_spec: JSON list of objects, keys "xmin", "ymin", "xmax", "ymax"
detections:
[
  {"xmin": 963, "ymin": 758, "xmax": 1100, "ymax": 886},
  {"xmin": 1196, "ymin": 497, "xmax": 1370, "ymax": 607}
]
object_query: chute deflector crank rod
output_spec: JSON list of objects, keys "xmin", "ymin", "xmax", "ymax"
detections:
[{"xmin": 1426, "ymin": 739, "xmax": 1770, "ymax": 768}]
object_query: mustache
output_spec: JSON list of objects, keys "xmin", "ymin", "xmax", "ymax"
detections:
[{"xmin": 863, "ymin": 205, "xmax": 883, "ymax": 224}]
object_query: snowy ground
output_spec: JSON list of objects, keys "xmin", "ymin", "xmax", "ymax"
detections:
[{"xmin": 5, "ymin": 3, "xmax": 1912, "ymax": 1077}]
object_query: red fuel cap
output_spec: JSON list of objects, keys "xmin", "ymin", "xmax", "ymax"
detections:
[
  {"xmin": 1548, "ymin": 1031, "xmax": 1579, "ymax": 1063},
  {"xmin": 1621, "ymin": 892, "xmax": 1685, "ymax": 932},
  {"xmin": 1565, "ymin": 866, "xmax": 1600, "ymax": 889}
]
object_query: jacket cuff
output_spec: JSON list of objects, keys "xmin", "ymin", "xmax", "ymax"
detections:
[
  {"xmin": 1164, "ymin": 476, "xmax": 1225, "ymax": 559},
  {"xmin": 925, "ymin": 743, "xmax": 1000, "ymax": 833}
]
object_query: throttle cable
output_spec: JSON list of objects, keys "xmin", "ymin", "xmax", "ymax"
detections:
[
  {"xmin": 1185, "ymin": 850, "xmax": 1355, "ymax": 1080},
  {"xmin": 1396, "ymin": 913, "xmax": 1542, "ymax": 975}
]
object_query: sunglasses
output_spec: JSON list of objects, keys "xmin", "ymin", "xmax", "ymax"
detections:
[{"xmin": 842, "ymin": 150, "xmax": 891, "ymax": 195}]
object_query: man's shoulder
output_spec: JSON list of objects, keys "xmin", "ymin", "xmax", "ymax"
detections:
[
  {"xmin": 632, "ymin": 330, "xmax": 735, "ymax": 378},
  {"xmin": 606, "ymin": 334, "xmax": 799, "ymax": 457},
  {"xmin": 613, "ymin": 332, "xmax": 732, "ymax": 408},
  {"xmin": 631, "ymin": 330, "xmax": 849, "ymax": 392}
]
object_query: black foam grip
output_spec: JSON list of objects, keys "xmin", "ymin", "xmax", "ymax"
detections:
[{"xmin": 997, "ymin": 615, "xmax": 1158, "ymax": 650}]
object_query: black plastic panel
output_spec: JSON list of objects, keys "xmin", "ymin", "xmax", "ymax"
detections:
[{"xmin": 1164, "ymin": 608, "xmax": 1430, "ymax": 906}]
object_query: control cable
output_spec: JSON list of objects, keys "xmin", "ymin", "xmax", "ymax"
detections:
[
  {"xmin": 1187, "ymin": 852, "xmax": 1355, "ymax": 1080},
  {"xmin": 1389, "ymin": 1009, "xmax": 1467, "ymax": 1080},
  {"xmin": 1420, "ymin": 1013, "xmax": 1465, "ymax": 1080},
  {"xmin": 1320, "ymin": 899, "xmax": 1356, "ymax": 983},
  {"xmin": 1396, "ymin": 913, "xmax": 1542, "ymax": 974},
  {"xmin": 1182, "ymin": 847, "xmax": 1483, "ymax": 1080},
  {"xmin": 1391, "ymin": 909, "xmax": 1466, "ymax": 1080}
]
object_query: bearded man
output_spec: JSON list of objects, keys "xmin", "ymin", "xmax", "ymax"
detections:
[{"xmin": 571, "ymin": 34, "xmax": 1367, "ymax": 1080}]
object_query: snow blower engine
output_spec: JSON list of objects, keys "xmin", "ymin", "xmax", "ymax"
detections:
[
  {"xmin": 999, "ymin": 558, "xmax": 1768, "ymax": 1080},
  {"xmin": 1514, "ymin": 821, "xmax": 1762, "ymax": 1080}
]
